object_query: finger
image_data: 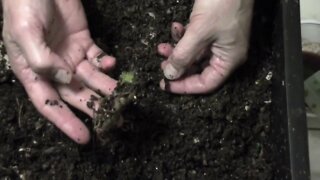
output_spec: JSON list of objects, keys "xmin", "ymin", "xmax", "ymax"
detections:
[
  {"xmin": 161, "ymin": 60, "xmax": 200, "ymax": 75},
  {"xmin": 86, "ymin": 44, "xmax": 116, "ymax": 71},
  {"xmin": 164, "ymin": 22, "xmax": 209, "ymax": 80},
  {"xmin": 158, "ymin": 43, "xmax": 211, "ymax": 63},
  {"xmin": 171, "ymin": 22, "xmax": 185, "ymax": 42},
  {"xmin": 15, "ymin": 27, "xmax": 72, "ymax": 84},
  {"xmin": 160, "ymin": 56, "xmax": 234, "ymax": 94},
  {"xmin": 157, "ymin": 43, "xmax": 174, "ymax": 57},
  {"xmin": 17, "ymin": 68, "xmax": 90, "ymax": 144},
  {"xmin": 56, "ymin": 79, "xmax": 101, "ymax": 117},
  {"xmin": 159, "ymin": 45, "xmax": 211, "ymax": 72},
  {"xmin": 75, "ymin": 61, "xmax": 117, "ymax": 95}
]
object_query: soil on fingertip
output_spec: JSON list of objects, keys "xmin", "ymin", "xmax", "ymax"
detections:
[{"xmin": 0, "ymin": 0, "xmax": 278, "ymax": 179}]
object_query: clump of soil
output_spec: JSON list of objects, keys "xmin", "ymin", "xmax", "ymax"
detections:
[
  {"xmin": 0, "ymin": 41, "xmax": 11, "ymax": 83},
  {"xmin": 0, "ymin": 0, "xmax": 276, "ymax": 179},
  {"xmin": 94, "ymin": 71, "xmax": 139, "ymax": 144}
]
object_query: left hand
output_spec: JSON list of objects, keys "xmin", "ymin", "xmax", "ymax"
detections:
[{"xmin": 2, "ymin": 0, "xmax": 117, "ymax": 144}]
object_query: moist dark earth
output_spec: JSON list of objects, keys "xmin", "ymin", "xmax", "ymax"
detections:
[{"xmin": 0, "ymin": 0, "xmax": 276, "ymax": 179}]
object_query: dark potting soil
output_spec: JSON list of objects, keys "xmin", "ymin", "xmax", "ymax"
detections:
[{"xmin": 0, "ymin": 0, "xmax": 277, "ymax": 179}]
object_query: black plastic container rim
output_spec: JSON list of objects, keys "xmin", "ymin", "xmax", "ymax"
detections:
[{"xmin": 273, "ymin": 0, "xmax": 310, "ymax": 179}]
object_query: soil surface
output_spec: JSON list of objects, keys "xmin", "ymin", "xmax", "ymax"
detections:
[{"xmin": 0, "ymin": 0, "xmax": 276, "ymax": 179}]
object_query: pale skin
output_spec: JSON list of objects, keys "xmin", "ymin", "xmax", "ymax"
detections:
[
  {"xmin": 2, "ymin": 0, "xmax": 117, "ymax": 144},
  {"xmin": 158, "ymin": 0, "xmax": 254, "ymax": 94},
  {"xmin": 2, "ymin": 0, "xmax": 254, "ymax": 144}
]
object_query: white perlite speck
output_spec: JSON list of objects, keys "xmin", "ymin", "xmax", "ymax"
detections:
[
  {"xmin": 264, "ymin": 100, "xmax": 272, "ymax": 104},
  {"xmin": 193, "ymin": 137, "xmax": 200, "ymax": 144},
  {"xmin": 266, "ymin": 71, "xmax": 273, "ymax": 81},
  {"xmin": 147, "ymin": 12, "xmax": 156, "ymax": 19}
]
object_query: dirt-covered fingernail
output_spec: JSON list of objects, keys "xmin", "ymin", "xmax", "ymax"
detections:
[
  {"xmin": 54, "ymin": 69, "xmax": 72, "ymax": 84},
  {"xmin": 158, "ymin": 43, "xmax": 173, "ymax": 57},
  {"xmin": 164, "ymin": 63, "xmax": 183, "ymax": 80},
  {"xmin": 171, "ymin": 22, "xmax": 184, "ymax": 41}
]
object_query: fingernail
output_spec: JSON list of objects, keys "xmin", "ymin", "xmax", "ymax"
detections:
[
  {"xmin": 164, "ymin": 63, "xmax": 184, "ymax": 80},
  {"xmin": 54, "ymin": 69, "xmax": 72, "ymax": 84}
]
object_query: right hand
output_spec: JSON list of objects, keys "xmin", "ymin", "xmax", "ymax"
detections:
[
  {"xmin": 158, "ymin": 0, "xmax": 254, "ymax": 94},
  {"xmin": 2, "ymin": 0, "xmax": 117, "ymax": 144}
]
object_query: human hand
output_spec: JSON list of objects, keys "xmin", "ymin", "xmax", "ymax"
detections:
[
  {"xmin": 2, "ymin": 0, "xmax": 117, "ymax": 144},
  {"xmin": 158, "ymin": 0, "xmax": 254, "ymax": 94}
]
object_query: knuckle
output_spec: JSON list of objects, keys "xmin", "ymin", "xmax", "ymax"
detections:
[
  {"xmin": 32, "ymin": 62, "xmax": 51, "ymax": 73},
  {"xmin": 171, "ymin": 48, "xmax": 187, "ymax": 66},
  {"xmin": 12, "ymin": 21, "xmax": 30, "ymax": 35},
  {"xmin": 12, "ymin": 20, "xmax": 38, "ymax": 38},
  {"xmin": 31, "ymin": 56, "xmax": 53, "ymax": 73}
]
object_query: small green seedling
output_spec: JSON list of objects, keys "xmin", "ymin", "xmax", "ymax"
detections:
[
  {"xmin": 120, "ymin": 71, "xmax": 135, "ymax": 84},
  {"xmin": 94, "ymin": 71, "xmax": 138, "ymax": 144}
]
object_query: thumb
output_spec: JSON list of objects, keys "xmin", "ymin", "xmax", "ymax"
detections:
[
  {"xmin": 17, "ymin": 29, "xmax": 72, "ymax": 84},
  {"xmin": 164, "ymin": 23, "xmax": 209, "ymax": 80}
]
